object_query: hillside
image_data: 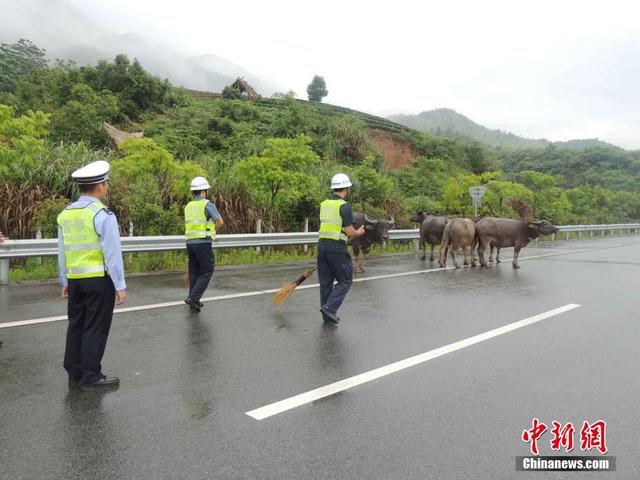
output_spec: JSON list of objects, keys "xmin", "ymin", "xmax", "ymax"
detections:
[
  {"xmin": 2, "ymin": 44, "xmax": 640, "ymax": 243},
  {"xmin": 388, "ymin": 108, "xmax": 619, "ymax": 150}
]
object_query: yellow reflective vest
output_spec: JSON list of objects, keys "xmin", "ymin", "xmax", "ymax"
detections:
[
  {"xmin": 184, "ymin": 199, "xmax": 216, "ymax": 241},
  {"xmin": 319, "ymin": 198, "xmax": 348, "ymax": 242},
  {"xmin": 57, "ymin": 201, "xmax": 106, "ymax": 279}
]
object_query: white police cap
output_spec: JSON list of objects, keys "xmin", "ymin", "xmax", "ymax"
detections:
[{"xmin": 71, "ymin": 160, "xmax": 110, "ymax": 185}]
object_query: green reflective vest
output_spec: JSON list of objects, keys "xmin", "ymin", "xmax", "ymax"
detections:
[
  {"xmin": 319, "ymin": 198, "xmax": 348, "ymax": 242},
  {"xmin": 185, "ymin": 199, "xmax": 216, "ymax": 241},
  {"xmin": 57, "ymin": 201, "xmax": 106, "ymax": 279}
]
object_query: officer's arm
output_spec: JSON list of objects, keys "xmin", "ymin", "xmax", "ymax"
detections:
[
  {"xmin": 97, "ymin": 211, "xmax": 127, "ymax": 292},
  {"xmin": 57, "ymin": 226, "xmax": 69, "ymax": 298},
  {"xmin": 344, "ymin": 225, "xmax": 365, "ymax": 238},
  {"xmin": 340, "ymin": 204, "xmax": 365, "ymax": 238},
  {"xmin": 206, "ymin": 202, "xmax": 224, "ymax": 228}
]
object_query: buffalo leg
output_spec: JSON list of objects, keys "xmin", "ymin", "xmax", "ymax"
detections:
[
  {"xmin": 450, "ymin": 244, "xmax": 459, "ymax": 268},
  {"xmin": 420, "ymin": 239, "xmax": 426, "ymax": 260},
  {"xmin": 470, "ymin": 237, "xmax": 478, "ymax": 267},
  {"xmin": 464, "ymin": 246, "xmax": 475, "ymax": 267},
  {"xmin": 429, "ymin": 244, "xmax": 435, "ymax": 262},
  {"xmin": 512, "ymin": 246, "xmax": 521, "ymax": 269},
  {"xmin": 478, "ymin": 239, "xmax": 489, "ymax": 267},
  {"xmin": 488, "ymin": 245, "xmax": 494, "ymax": 263},
  {"xmin": 496, "ymin": 247, "xmax": 501, "ymax": 263}
]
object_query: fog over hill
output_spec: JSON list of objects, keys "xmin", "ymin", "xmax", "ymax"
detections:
[
  {"xmin": 0, "ymin": 0, "xmax": 279, "ymax": 95},
  {"xmin": 389, "ymin": 108, "xmax": 622, "ymax": 150}
]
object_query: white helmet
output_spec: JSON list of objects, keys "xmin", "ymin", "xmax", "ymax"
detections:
[
  {"xmin": 190, "ymin": 176, "xmax": 211, "ymax": 191},
  {"xmin": 330, "ymin": 173, "xmax": 352, "ymax": 189}
]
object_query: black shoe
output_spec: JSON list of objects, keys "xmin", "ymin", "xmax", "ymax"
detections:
[
  {"xmin": 80, "ymin": 376, "xmax": 120, "ymax": 390},
  {"xmin": 320, "ymin": 307, "xmax": 340, "ymax": 324},
  {"xmin": 197, "ymin": 301, "xmax": 204, "ymax": 308},
  {"xmin": 184, "ymin": 298, "xmax": 201, "ymax": 312},
  {"xmin": 68, "ymin": 378, "xmax": 81, "ymax": 386}
]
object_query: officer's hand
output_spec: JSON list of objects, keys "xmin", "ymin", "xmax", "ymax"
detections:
[
  {"xmin": 116, "ymin": 290, "xmax": 127, "ymax": 305},
  {"xmin": 61, "ymin": 286, "xmax": 69, "ymax": 299},
  {"xmin": 357, "ymin": 225, "xmax": 366, "ymax": 236}
]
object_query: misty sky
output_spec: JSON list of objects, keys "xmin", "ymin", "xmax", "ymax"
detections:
[{"xmin": 3, "ymin": 0, "xmax": 640, "ymax": 148}]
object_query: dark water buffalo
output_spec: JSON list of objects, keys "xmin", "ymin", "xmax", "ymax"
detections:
[
  {"xmin": 475, "ymin": 217, "xmax": 559, "ymax": 268},
  {"xmin": 349, "ymin": 212, "xmax": 395, "ymax": 273},
  {"xmin": 439, "ymin": 218, "xmax": 477, "ymax": 268},
  {"xmin": 410, "ymin": 211, "xmax": 448, "ymax": 261}
]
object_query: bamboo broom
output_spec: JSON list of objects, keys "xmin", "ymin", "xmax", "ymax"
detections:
[{"xmin": 272, "ymin": 266, "xmax": 317, "ymax": 305}]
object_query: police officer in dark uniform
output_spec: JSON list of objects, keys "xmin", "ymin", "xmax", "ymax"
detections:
[
  {"xmin": 317, "ymin": 173, "xmax": 365, "ymax": 324},
  {"xmin": 57, "ymin": 160, "xmax": 126, "ymax": 390}
]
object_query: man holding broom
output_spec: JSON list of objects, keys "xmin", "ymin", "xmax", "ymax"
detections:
[{"xmin": 317, "ymin": 173, "xmax": 365, "ymax": 324}]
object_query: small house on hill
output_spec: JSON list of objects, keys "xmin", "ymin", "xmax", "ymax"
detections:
[{"xmin": 230, "ymin": 78, "xmax": 258, "ymax": 99}]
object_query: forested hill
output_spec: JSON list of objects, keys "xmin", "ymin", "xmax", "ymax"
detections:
[
  {"xmin": 1, "ymin": 39, "xmax": 640, "ymax": 243},
  {"xmin": 388, "ymin": 108, "xmax": 619, "ymax": 150}
]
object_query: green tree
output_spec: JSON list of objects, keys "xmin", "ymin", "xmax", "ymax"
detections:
[
  {"xmin": 222, "ymin": 85, "xmax": 243, "ymax": 100},
  {"xmin": 49, "ymin": 83, "xmax": 119, "ymax": 145},
  {"xmin": 464, "ymin": 142, "xmax": 493, "ymax": 174},
  {"xmin": 109, "ymin": 138, "xmax": 204, "ymax": 234},
  {"xmin": 235, "ymin": 135, "xmax": 321, "ymax": 230},
  {"xmin": 327, "ymin": 116, "xmax": 371, "ymax": 164},
  {"xmin": 0, "ymin": 39, "xmax": 48, "ymax": 92},
  {"xmin": 0, "ymin": 104, "xmax": 50, "ymax": 178},
  {"xmin": 306, "ymin": 75, "xmax": 328, "ymax": 102}
]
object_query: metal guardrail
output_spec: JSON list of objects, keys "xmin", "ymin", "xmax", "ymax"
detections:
[{"xmin": 1, "ymin": 225, "xmax": 639, "ymax": 285}]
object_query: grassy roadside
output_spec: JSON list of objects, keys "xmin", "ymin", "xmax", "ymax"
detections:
[{"xmin": 8, "ymin": 242, "xmax": 417, "ymax": 283}]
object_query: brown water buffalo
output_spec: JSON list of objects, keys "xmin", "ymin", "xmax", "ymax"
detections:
[
  {"xmin": 410, "ymin": 211, "xmax": 448, "ymax": 262},
  {"xmin": 475, "ymin": 217, "xmax": 559, "ymax": 268},
  {"xmin": 349, "ymin": 212, "xmax": 395, "ymax": 273},
  {"xmin": 439, "ymin": 218, "xmax": 477, "ymax": 268}
]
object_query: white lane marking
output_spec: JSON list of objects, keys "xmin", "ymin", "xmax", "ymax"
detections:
[
  {"xmin": 0, "ymin": 241, "xmax": 632, "ymax": 329},
  {"xmin": 245, "ymin": 303, "xmax": 581, "ymax": 420}
]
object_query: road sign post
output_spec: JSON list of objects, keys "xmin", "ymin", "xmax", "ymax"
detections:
[{"xmin": 469, "ymin": 186, "xmax": 486, "ymax": 218}]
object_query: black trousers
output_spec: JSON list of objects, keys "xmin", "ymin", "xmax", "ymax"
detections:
[
  {"xmin": 317, "ymin": 240, "xmax": 353, "ymax": 315},
  {"xmin": 64, "ymin": 275, "xmax": 116, "ymax": 384},
  {"xmin": 187, "ymin": 242, "xmax": 215, "ymax": 302}
]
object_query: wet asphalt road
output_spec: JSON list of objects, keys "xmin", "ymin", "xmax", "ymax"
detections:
[{"xmin": 1, "ymin": 237, "xmax": 639, "ymax": 479}]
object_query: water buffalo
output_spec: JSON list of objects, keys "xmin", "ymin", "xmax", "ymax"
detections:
[
  {"xmin": 410, "ymin": 211, "xmax": 448, "ymax": 262},
  {"xmin": 439, "ymin": 218, "xmax": 477, "ymax": 268},
  {"xmin": 475, "ymin": 217, "xmax": 559, "ymax": 268},
  {"xmin": 349, "ymin": 212, "xmax": 395, "ymax": 273}
]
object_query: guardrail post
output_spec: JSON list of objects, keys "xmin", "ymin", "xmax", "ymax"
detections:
[
  {"xmin": 578, "ymin": 231, "xmax": 583, "ymax": 239},
  {"xmin": 565, "ymin": 231, "xmax": 569, "ymax": 240},
  {"xmin": 256, "ymin": 219, "xmax": 262, "ymax": 254},
  {"xmin": 36, "ymin": 230, "xmax": 42, "ymax": 265},
  {"xmin": 551, "ymin": 233, "xmax": 555, "ymax": 241},
  {"xmin": 601, "ymin": 229, "xmax": 605, "ymax": 237},
  {"xmin": 0, "ymin": 258, "xmax": 8, "ymax": 286},
  {"xmin": 590, "ymin": 230, "xmax": 593, "ymax": 238},
  {"xmin": 303, "ymin": 217, "xmax": 309, "ymax": 254}
]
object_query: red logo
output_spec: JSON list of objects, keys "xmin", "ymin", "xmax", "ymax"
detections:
[
  {"xmin": 580, "ymin": 420, "xmax": 608, "ymax": 454},
  {"xmin": 522, "ymin": 419, "xmax": 607, "ymax": 455},
  {"xmin": 522, "ymin": 418, "xmax": 547, "ymax": 455}
]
